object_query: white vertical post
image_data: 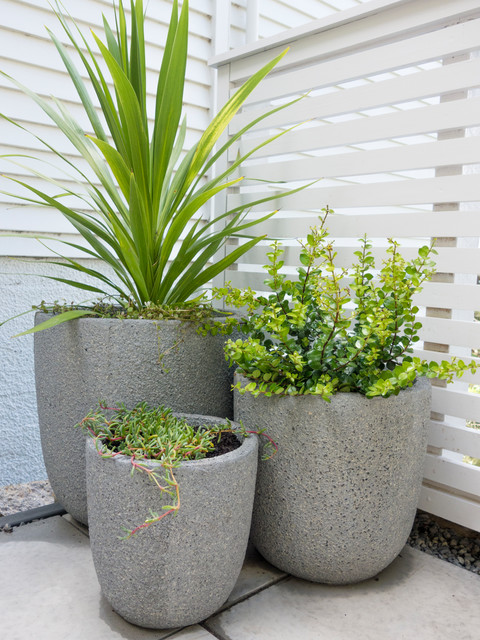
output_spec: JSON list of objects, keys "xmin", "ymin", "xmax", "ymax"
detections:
[
  {"xmin": 246, "ymin": 0, "xmax": 259, "ymax": 44},
  {"xmin": 213, "ymin": 0, "xmax": 231, "ymax": 55}
]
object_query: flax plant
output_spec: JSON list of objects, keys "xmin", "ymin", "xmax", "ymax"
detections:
[{"xmin": 1, "ymin": 0, "xmax": 305, "ymax": 333}]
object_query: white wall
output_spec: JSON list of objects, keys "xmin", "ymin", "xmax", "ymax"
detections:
[{"xmin": 0, "ymin": 258, "xmax": 117, "ymax": 484}]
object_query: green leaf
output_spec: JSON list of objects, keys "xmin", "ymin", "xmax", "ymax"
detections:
[{"xmin": 13, "ymin": 309, "xmax": 99, "ymax": 338}]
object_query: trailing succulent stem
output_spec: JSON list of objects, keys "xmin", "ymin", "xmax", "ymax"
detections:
[
  {"xmin": 213, "ymin": 207, "xmax": 478, "ymax": 400},
  {"xmin": 78, "ymin": 403, "xmax": 274, "ymax": 538}
]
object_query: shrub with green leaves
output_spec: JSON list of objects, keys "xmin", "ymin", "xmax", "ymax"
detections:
[
  {"xmin": 213, "ymin": 208, "xmax": 477, "ymax": 400},
  {"xmin": 0, "ymin": 0, "xmax": 307, "ymax": 334},
  {"xmin": 79, "ymin": 403, "xmax": 242, "ymax": 538}
]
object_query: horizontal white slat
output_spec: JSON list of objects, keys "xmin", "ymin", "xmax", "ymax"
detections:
[
  {"xmin": 0, "ymin": 31, "xmax": 212, "ymax": 95},
  {"xmin": 0, "ymin": 228, "xmax": 203, "ymax": 259},
  {"xmin": 231, "ymin": 95, "xmax": 480, "ymax": 160},
  {"xmin": 0, "ymin": 207, "xmax": 77, "ymax": 234},
  {"xmin": 0, "ymin": 0, "xmax": 212, "ymax": 42},
  {"xmin": 241, "ymin": 137, "xmax": 480, "ymax": 182},
  {"xmin": 238, "ymin": 244, "xmax": 480, "ymax": 276},
  {"xmin": 420, "ymin": 317, "xmax": 480, "ymax": 350},
  {"xmin": 431, "ymin": 387, "xmax": 480, "ymax": 422},
  {"xmin": 415, "ymin": 282, "xmax": 480, "ymax": 311},
  {"xmin": 8, "ymin": 223, "xmax": 478, "ymax": 273},
  {"xmin": 0, "ymin": 198, "xmax": 208, "ymax": 234},
  {"xmin": 428, "ymin": 420, "xmax": 480, "ymax": 458},
  {"xmin": 0, "ymin": 175, "xmax": 97, "ymax": 209},
  {"xmin": 0, "ymin": 234, "xmax": 92, "ymax": 258},
  {"xmin": 229, "ymin": 174, "xmax": 480, "ymax": 210},
  {"xmin": 232, "ymin": 58, "xmax": 480, "ymax": 133},
  {"xmin": 0, "ymin": 115, "xmax": 206, "ymax": 165},
  {"xmin": 223, "ymin": 0, "xmax": 480, "ymax": 80},
  {"xmin": 423, "ymin": 453, "xmax": 480, "ymax": 496},
  {"xmin": 324, "ymin": 211, "xmax": 480, "ymax": 238},
  {"xmin": 418, "ymin": 483, "xmax": 480, "ymax": 532},
  {"xmin": 0, "ymin": 60, "xmax": 212, "ymax": 114},
  {"xmin": 244, "ymin": 211, "xmax": 480, "ymax": 239},
  {"xmin": 239, "ymin": 18, "xmax": 480, "ymax": 105},
  {"xmin": 0, "ymin": 74, "xmax": 211, "ymax": 127},
  {"xmin": 224, "ymin": 268, "xmax": 480, "ymax": 310}
]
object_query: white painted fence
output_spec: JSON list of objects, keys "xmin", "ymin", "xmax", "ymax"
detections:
[
  {"xmin": 211, "ymin": 0, "xmax": 480, "ymax": 531},
  {"xmin": 217, "ymin": 0, "xmax": 370, "ymax": 50}
]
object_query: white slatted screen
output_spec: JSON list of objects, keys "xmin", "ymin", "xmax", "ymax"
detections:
[
  {"xmin": 211, "ymin": 0, "xmax": 480, "ymax": 530},
  {"xmin": 228, "ymin": 0, "xmax": 370, "ymax": 48}
]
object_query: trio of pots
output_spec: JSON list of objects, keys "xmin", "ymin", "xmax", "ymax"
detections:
[{"xmin": 34, "ymin": 315, "xmax": 431, "ymax": 629}]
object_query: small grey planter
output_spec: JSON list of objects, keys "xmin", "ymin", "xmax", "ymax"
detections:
[
  {"xmin": 34, "ymin": 314, "xmax": 234, "ymax": 524},
  {"xmin": 86, "ymin": 415, "xmax": 258, "ymax": 629},
  {"xmin": 234, "ymin": 373, "xmax": 431, "ymax": 584}
]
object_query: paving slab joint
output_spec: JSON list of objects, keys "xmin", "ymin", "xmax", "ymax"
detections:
[{"xmin": 202, "ymin": 573, "xmax": 290, "ymax": 634}]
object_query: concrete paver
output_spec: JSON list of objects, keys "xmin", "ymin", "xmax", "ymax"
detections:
[
  {"xmin": 205, "ymin": 545, "xmax": 480, "ymax": 640},
  {"xmin": 0, "ymin": 517, "xmax": 175, "ymax": 640},
  {"xmin": 0, "ymin": 515, "xmax": 284, "ymax": 640},
  {"xmin": 3, "ymin": 514, "xmax": 480, "ymax": 640}
]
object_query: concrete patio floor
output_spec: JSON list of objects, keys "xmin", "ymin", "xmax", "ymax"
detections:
[{"xmin": 1, "ymin": 513, "xmax": 480, "ymax": 640}]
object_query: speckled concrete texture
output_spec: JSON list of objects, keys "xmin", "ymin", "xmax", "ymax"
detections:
[
  {"xmin": 86, "ymin": 415, "xmax": 258, "ymax": 629},
  {"xmin": 34, "ymin": 314, "xmax": 235, "ymax": 524},
  {"xmin": 234, "ymin": 374, "xmax": 431, "ymax": 584}
]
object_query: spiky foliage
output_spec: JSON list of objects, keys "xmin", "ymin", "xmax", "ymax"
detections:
[{"xmin": 1, "ymin": 0, "xmax": 305, "ymax": 333}]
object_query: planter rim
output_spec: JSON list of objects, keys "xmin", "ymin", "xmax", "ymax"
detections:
[
  {"xmin": 234, "ymin": 370, "xmax": 430, "ymax": 401},
  {"xmin": 85, "ymin": 415, "xmax": 257, "ymax": 472},
  {"xmin": 35, "ymin": 310, "xmax": 237, "ymax": 325}
]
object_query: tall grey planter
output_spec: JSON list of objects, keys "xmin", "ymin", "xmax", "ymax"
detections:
[
  {"xmin": 34, "ymin": 314, "xmax": 234, "ymax": 524},
  {"xmin": 86, "ymin": 415, "xmax": 258, "ymax": 629},
  {"xmin": 234, "ymin": 373, "xmax": 431, "ymax": 584}
]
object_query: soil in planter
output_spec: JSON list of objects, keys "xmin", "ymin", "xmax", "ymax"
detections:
[{"xmin": 204, "ymin": 431, "xmax": 241, "ymax": 458}]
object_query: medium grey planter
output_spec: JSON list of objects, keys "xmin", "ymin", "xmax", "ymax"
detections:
[
  {"xmin": 86, "ymin": 415, "xmax": 258, "ymax": 629},
  {"xmin": 234, "ymin": 373, "xmax": 431, "ymax": 584},
  {"xmin": 34, "ymin": 314, "xmax": 235, "ymax": 524}
]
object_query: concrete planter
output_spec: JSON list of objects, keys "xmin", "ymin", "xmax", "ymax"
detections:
[
  {"xmin": 86, "ymin": 415, "xmax": 258, "ymax": 629},
  {"xmin": 234, "ymin": 373, "xmax": 431, "ymax": 584},
  {"xmin": 34, "ymin": 313, "xmax": 234, "ymax": 524}
]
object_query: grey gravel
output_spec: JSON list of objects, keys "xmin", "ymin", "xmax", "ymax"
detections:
[
  {"xmin": 2, "ymin": 481, "xmax": 479, "ymax": 578},
  {"xmin": 407, "ymin": 510, "xmax": 480, "ymax": 575},
  {"xmin": 0, "ymin": 480, "xmax": 54, "ymax": 517}
]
